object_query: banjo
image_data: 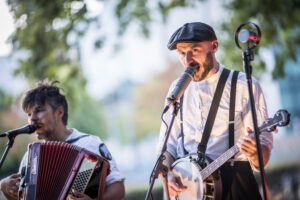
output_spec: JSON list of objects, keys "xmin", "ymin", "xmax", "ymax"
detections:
[{"xmin": 171, "ymin": 109, "xmax": 290, "ymax": 200}]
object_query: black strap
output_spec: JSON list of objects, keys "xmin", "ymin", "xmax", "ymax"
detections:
[
  {"xmin": 180, "ymin": 94, "xmax": 189, "ymax": 155},
  {"xmin": 229, "ymin": 71, "xmax": 239, "ymax": 148},
  {"xmin": 198, "ymin": 68, "xmax": 230, "ymax": 154},
  {"xmin": 65, "ymin": 134, "xmax": 89, "ymax": 144}
]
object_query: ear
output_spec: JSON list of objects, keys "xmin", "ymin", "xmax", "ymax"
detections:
[
  {"xmin": 211, "ymin": 40, "xmax": 218, "ymax": 53},
  {"xmin": 56, "ymin": 106, "xmax": 64, "ymax": 121}
]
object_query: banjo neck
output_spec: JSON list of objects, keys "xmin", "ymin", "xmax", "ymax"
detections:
[
  {"xmin": 200, "ymin": 145, "xmax": 240, "ymax": 180},
  {"xmin": 200, "ymin": 109, "xmax": 290, "ymax": 180}
]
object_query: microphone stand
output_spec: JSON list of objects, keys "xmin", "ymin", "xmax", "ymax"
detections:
[
  {"xmin": 145, "ymin": 102, "xmax": 180, "ymax": 200},
  {"xmin": 0, "ymin": 134, "xmax": 16, "ymax": 170},
  {"xmin": 243, "ymin": 48, "xmax": 269, "ymax": 200}
]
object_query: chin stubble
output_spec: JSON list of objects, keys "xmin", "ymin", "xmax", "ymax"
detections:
[{"xmin": 195, "ymin": 52, "xmax": 214, "ymax": 81}]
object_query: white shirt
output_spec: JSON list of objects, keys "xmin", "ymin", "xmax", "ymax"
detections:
[
  {"xmin": 157, "ymin": 65, "xmax": 273, "ymax": 167},
  {"xmin": 19, "ymin": 128, "xmax": 125, "ymax": 186}
]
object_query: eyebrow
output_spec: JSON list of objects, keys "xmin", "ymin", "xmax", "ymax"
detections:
[
  {"xmin": 177, "ymin": 43, "xmax": 203, "ymax": 51},
  {"xmin": 190, "ymin": 43, "xmax": 203, "ymax": 48}
]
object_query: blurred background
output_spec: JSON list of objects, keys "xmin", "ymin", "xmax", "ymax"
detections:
[{"xmin": 0, "ymin": 0, "xmax": 299, "ymax": 199}]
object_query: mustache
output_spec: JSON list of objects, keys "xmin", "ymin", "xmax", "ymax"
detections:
[{"xmin": 32, "ymin": 122, "xmax": 43, "ymax": 128}]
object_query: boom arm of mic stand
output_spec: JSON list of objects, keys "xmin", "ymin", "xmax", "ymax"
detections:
[
  {"xmin": 243, "ymin": 49, "xmax": 269, "ymax": 200},
  {"xmin": 145, "ymin": 102, "xmax": 180, "ymax": 200},
  {"xmin": 0, "ymin": 136, "xmax": 16, "ymax": 170}
]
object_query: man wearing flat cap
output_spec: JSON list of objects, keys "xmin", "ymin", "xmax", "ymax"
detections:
[{"xmin": 157, "ymin": 22, "xmax": 273, "ymax": 199}]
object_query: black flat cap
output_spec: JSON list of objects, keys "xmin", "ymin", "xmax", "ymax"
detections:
[{"xmin": 167, "ymin": 22, "xmax": 217, "ymax": 50}]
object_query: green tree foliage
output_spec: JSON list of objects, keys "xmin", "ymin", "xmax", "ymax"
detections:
[
  {"xmin": 5, "ymin": 0, "xmax": 108, "ymax": 138},
  {"xmin": 6, "ymin": 0, "xmax": 90, "ymax": 93},
  {"xmin": 115, "ymin": 0, "xmax": 300, "ymax": 78},
  {"xmin": 221, "ymin": 0, "xmax": 300, "ymax": 78},
  {"xmin": 0, "ymin": 89, "xmax": 12, "ymax": 111},
  {"xmin": 68, "ymin": 92, "xmax": 108, "ymax": 139}
]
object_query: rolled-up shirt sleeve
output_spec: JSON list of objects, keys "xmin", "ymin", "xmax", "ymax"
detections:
[{"xmin": 105, "ymin": 158, "xmax": 125, "ymax": 186}]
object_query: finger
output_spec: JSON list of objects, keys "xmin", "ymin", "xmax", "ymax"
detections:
[
  {"xmin": 246, "ymin": 127, "xmax": 253, "ymax": 133},
  {"xmin": 72, "ymin": 189, "xmax": 85, "ymax": 197},
  {"xmin": 169, "ymin": 185, "xmax": 180, "ymax": 197},
  {"xmin": 11, "ymin": 178, "xmax": 21, "ymax": 185},
  {"xmin": 168, "ymin": 182, "xmax": 181, "ymax": 193},
  {"xmin": 10, "ymin": 174, "xmax": 21, "ymax": 179},
  {"xmin": 242, "ymin": 137, "xmax": 256, "ymax": 147},
  {"xmin": 10, "ymin": 185, "xmax": 19, "ymax": 192},
  {"xmin": 7, "ymin": 189, "xmax": 18, "ymax": 199},
  {"xmin": 11, "ymin": 192, "xmax": 19, "ymax": 199},
  {"xmin": 240, "ymin": 146, "xmax": 256, "ymax": 157},
  {"xmin": 169, "ymin": 182, "xmax": 187, "ymax": 193},
  {"xmin": 240, "ymin": 140, "xmax": 256, "ymax": 151},
  {"xmin": 169, "ymin": 178, "xmax": 187, "ymax": 190},
  {"xmin": 67, "ymin": 195, "xmax": 75, "ymax": 200},
  {"xmin": 175, "ymin": 182, "xmax": 187, "ymax": 190},
  {"xmin": 174, "ymin": 177, "xmax": 187, "ymax": 189}
]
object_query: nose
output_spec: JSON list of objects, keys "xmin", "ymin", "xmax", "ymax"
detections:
[{"xmin": 184, "ymin": 51, "xmax": 194, "ymax": 66}]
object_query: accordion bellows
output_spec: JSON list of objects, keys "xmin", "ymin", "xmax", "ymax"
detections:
[{"xmin": 21, "ymin": 142, "xmax": 110, "ymax": 200}]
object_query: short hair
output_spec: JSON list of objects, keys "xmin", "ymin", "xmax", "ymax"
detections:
[{"xmin": 22, "ymin": 80, "xmax": 68, "ymax": 125}]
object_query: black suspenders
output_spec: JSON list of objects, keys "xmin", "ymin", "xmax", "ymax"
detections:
[
  {"xmin": 179, "ymin": 69, "xmax": 239, "ymax": 156},
  {"xmin": 229, "ymin": 71, "xmax": 239, "ymax": 148}
]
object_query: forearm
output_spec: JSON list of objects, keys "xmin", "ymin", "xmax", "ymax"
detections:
[
  {"xmin": 162, "ymin": 151, "xmax": 175, "ymax": 171},
  {"xmin": 102, "ymin": 181, "xmax": 125, "ymax": 200}
]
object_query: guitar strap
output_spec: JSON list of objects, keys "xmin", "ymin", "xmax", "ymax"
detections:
[
  {"xmin": 179, "ymin": 69, "xmax": 239, "ymax": 155},
  {"xmin": 65, "ymin": 134, "xmax": 112, "ymax": 160}
]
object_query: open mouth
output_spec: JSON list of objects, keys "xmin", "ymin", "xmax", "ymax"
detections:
[
  {"xmin": 190, "ymin": 63, "xmax": 200, "ymax": 72},
  {"xmin": 33, "ymin": 123, "xmax": 43, "ymax": 131}
]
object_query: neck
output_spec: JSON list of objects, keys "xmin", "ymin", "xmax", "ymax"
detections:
[{"xmin": 205, "ymin": 61, "xmax": 220, "ymax": 80}]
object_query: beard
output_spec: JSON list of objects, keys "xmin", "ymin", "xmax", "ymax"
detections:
[
  {"xmin": 35, "ymin": 120, "xmax": 57, "ymax": 141},
  {"xmin": 36, "ymin": 127, "xmax": 53, "ymax": 140},
  {"xmin": 193, "ymin": 52, "xmax": 214, "ymax": 82}
]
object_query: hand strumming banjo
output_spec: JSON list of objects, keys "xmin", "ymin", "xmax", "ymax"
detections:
[{"xmin": 170, "ymin": 109, "xmax": 290, "ymax": 200}]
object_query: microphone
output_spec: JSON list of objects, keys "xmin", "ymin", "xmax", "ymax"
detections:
[
  {"xmin": 238, "ymin": 29, "xmax": 261, "ymax": 44},
  {"xmin": 163, "ymin": 65, "xmax": 197, "ymax": 113},
  {"xmin": 0, "ymin": 125, "xmax": 36, "ymax": 138},
  {"xmin": 234, "ymin": 22, "xmax": 261, "ymax": 50}
]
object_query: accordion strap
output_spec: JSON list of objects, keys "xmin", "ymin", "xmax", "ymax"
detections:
[{"xmin": 65, "ymin": 134, "xmax": 89, "ymax": 144}]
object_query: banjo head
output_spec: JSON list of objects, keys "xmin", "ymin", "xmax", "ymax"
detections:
[{"xmin": 171, "ymin": 154, "xmax": 205, "ymax": 200}]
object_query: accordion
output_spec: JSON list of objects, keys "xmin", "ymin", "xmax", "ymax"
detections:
[{"xmin": 20, "ymin": 142, "xmax": 110, "ymax": 200}]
